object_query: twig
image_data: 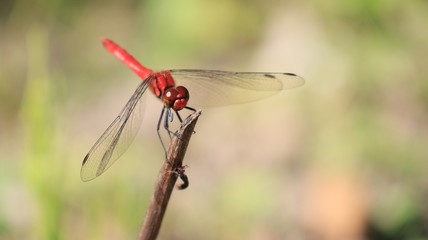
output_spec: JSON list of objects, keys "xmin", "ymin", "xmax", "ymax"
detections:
[{"xmin": 138, "ymin": 110, "xmax": 202, "ymax": 240}]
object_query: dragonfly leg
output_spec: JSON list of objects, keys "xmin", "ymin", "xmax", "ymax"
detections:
[
  {"xmin": 175, "ymin": 110, "xmax": 183, "ymax": 123},
  {"xmin": 164, "ymin": 108, "xmax": 179, "ymax": 139},
  {"xmin": 185, "ymin": 106, "xmax": 196, "ymax": 112},
  {"xmin": 157, "ymin": 106, "xmax": 168, "ymax": 154},
  {"xmin": 180, "ymin": 107, "xmax": 197, "ymax": 134},
  {"xmin": 173, "ymin": 111, "xmax": 187, "ymax": 138},
  {"xmin": 161, "ymin": 109, "xmax": 179, "ymax": 165},
  {"xmin": 163, "ymin": 108, "xmax": 172, "ymax": 139}
]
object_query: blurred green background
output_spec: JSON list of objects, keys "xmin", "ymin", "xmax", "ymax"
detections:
[{"xmin": 1, "ymin": 0, "xmax": 428, "ymax": 239}]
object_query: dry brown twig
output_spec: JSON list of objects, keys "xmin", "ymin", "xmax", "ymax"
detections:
[{"xmin": 138, "ymin": 110, "xmax": 202, "ymax": 240}]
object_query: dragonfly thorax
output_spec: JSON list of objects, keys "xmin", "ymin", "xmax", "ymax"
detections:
[
  {"xmin": 149, "ymin": 71, "xmax": 176, "ymax": 98},
  {"xmin": 162, "ymin": 86, "xmax": 189, "ymax": 111}
]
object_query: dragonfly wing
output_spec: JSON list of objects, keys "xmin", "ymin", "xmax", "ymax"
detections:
[
  {"xmin": 81, "ymin": 78, "xmax": 151, "ymax": 181},
  {"xmin": 169, "ymin": 70, "xmax": 304, "ymax": 108}
]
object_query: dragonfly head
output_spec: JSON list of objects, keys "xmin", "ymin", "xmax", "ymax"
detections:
[{"xmin": 162, "ymin": 86, "xmax": 189, "ymax": 111}]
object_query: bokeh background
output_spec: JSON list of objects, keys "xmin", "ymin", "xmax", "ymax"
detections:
[{"xmin": 1, "ymin": 0, "xmax": 428, "ymax": 239}]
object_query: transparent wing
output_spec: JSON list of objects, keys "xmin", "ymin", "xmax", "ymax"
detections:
[
  {"xmin": 81, "ymin": 78, "xmax": 151, "ymax": 181},
  {"xmin": 169, "ymin": 70, "xmax": 304, "ymax": 108}
]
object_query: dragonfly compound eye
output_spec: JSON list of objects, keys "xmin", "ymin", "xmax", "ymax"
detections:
[
  {"xmin": 163, "ymin": 88, "xmax": 178, "ymax": 107},
  {"xmin": 173, "ymin": 86, "xmax": 189, "ymax": 111},
  {"xmin": 176, "ymin": 86, "xmax": 189, "ymax": 99}
]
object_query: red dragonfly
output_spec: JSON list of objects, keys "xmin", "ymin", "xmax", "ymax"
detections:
[{"xmin": 81, "ymin": 38, "xmax": 304, "ymax": 181}]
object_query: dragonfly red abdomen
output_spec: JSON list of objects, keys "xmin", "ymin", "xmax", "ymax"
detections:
[{"xmin": 101, "ymin": 38, "xmax": 153, "ymax": 81}]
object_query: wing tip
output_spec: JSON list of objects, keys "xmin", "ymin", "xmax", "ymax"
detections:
[
  {"xmin": 282, "ymin": 73, "xmax": 305, "ymax": 88},
  {"xmin": 296, "ymin": 75, "xmax": 305, "ymax": 86},
  {"xmin": 80, "ymin": 171, "xmax": 95, "ymax": 182}
]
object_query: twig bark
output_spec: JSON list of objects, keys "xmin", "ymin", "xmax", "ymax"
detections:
[{"xmin": 138, "ymin": 110, "xmax": 202, "ymax": 240}]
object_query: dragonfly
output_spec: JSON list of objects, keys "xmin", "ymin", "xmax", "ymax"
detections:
[{"xmin": 81, "ymin": 38, "xmax": 304, "ymax": 181}]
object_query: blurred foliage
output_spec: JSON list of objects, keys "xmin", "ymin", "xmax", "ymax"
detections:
[{"xmin": 1, "ymin": 0, "xmax": 428, "ymax": 239}]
